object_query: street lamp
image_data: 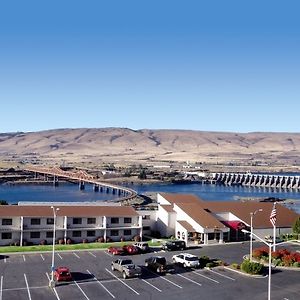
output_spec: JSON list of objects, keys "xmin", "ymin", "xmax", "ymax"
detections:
[
  {"xmin": 242, "ymin": 229, "xmax": 298, "ymax": 300},
  {"xmin": 50, "ymin": 206, "xmax": 60, "ymax": 286},
  {"xmin": 250, "ymin": 209, "xmax": 263, "ymax": 261}
]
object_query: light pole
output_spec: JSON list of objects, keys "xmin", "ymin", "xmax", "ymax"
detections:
[
  {"xmin": 242, "ymin": 229, "xmax": 298, "ymax": 300},
  {"xmin": 50, "ymin": 206, "xmax": 59, "ymax": 287},
  {"xmin": 250, "ymin": 209, "xmax": 263, "ymax": 261}
]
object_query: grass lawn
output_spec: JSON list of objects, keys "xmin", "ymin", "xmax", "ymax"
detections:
[{"xmin": 0, "ymin": 241, "xmax": 162, "ymax": 254}]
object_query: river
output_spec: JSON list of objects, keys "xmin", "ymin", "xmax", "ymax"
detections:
[{"xmin": 0, "ymin": 181, "xmax": 300, "ymax": 213}]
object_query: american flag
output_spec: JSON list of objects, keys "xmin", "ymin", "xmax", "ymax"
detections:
[{"xmin": 269, "ymin": 202, "xmax": 277, "ymax": 227}]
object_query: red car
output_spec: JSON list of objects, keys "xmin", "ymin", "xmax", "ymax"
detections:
[
  {"xmin": 122, "ymin": 244, "xmax": 139, "ymax": 255},
  {"xmin": 54, "ymin": 267, "xmax": 72, "ymax": 282},
  {"xmin": 108, "ymin": 246, "xmax": 124, "ymax": 255}
]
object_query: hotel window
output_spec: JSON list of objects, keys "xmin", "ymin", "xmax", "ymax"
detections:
[
  {"xmin": 47, "ymin": 218, "xmax": 54, "ymax": 225},
  {"xmin": 87, "ymin": 218, "xmax": 96, "ymax": 224},
  {"xmin": 124, "ymin": 217, "xmax": 132, "ymax": 224},
  {"xmin": 110, "ymin": 230, "xmax": 119, "ymax": 236},
  {"xmin": 87, "ymin": 230, "xmax": 96, "ymax": 237},
  {"xmin": 46, "ymin": 231, "xmax": 53, "ymax": 238},
  {"xmin": 73, "ymin": 218, "xmax": 82, "ymax": 225},
  {"xmin": 31, "ymin": 218, "xmax": 41, "ymax": 225},
  {"xmin": 123, "ymin": 229, "xmax": 131, "ymax": 236},
  {"xmin": 2, "ymin": 219, "xmax": 12, "ymax": 226},
  {"xmin": 111, "ymin": 218, "xmax": 119, "ymax": 224},
  {"xmin": 1, "ymin": 232, "xmax": 12, "ymax": 239},
  {"xmin": 30, "ymin": 232, "xmax": 40, "ymax": 239},
  {"xmin": 72, "ymin": 231, "xmax": 81, "ymax": 237}
]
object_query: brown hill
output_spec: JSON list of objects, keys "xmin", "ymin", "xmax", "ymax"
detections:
[{"xmin": 1, "ymin": 128, "xmax": 300, "ymax": 170}]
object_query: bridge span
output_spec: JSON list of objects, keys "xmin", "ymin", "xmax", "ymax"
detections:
[
  {"xmin": 212, "ymin": 172, "xmax": 300, "ymax": 189},
  {"xmin": 23, "ymin": 166, "xmax": 137, "ymax": 201}
]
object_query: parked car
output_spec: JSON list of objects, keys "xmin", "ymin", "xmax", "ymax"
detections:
[
  {"xmin": 54, "ymin": 267, "xmax": 72, "ymax": 282},
  {"xmin": 122, "ymin": 244, "xmax": 139, "ymax": 255},
  {"xmin": 108, "ymin": 246, "xmax": 124, "ymax": 255},
  {"xmin": 133, "ymin": 242, "xmax": 150, "ymax": 253},
  {"xmin": 111, "ymin": 258, "xmax": 142, "ymax": 279},
  {"xmin": 172, "ymin": 253, "xmax": 200, "ymax": 268},
  {"xmin": 145, "ymin": 256, "xmax": 175, "ymax": 274},
  {"xmin": 264, "ymin": 235, "xmax": 283, "ymax": 243},
  {"xmin": 162, "ymin": 240, "xmax": 186, "ymax": 251}
]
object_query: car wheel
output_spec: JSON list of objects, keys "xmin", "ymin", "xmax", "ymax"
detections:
[
  {"xmin": 123, "ymin": 272, "xmax": 127, "ymax": 279},
  {"xmin": 111, "ymin": 265, "xmax": 115, "ymax": 271}
]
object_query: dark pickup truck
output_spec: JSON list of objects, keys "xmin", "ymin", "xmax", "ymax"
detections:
[{"xmin": 145, "ymin": 256, "xmax": 175, "ymax": 274}]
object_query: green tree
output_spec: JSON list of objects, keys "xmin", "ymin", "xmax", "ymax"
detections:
[{"xmin": 292, "ymin": 217, "xmax": 300, "ymax": 239}]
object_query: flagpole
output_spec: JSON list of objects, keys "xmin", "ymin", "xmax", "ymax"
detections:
[{"xmin": 273, "ymin": 223, "xmax": 276, "ymax": 251}]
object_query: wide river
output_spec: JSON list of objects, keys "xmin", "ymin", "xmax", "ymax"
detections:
[{"xmin": 1, "ymin": 181, "xmax": 300, "ymax": 213}]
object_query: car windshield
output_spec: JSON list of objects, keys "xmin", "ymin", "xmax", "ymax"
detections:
[
  {"xmin": 125, "ymin": 264, "xmax": 135, "ymax": 269},
  {"xmin": 185, "ymin": 256, "xmax": 198, "ymax": 261},
  {"xmin": 122, "ymin": 260, "xmax": 133, "ymax": 265},
  {"xmin": 156, "ymin": 257, "xmax": 166, "ymax": 264}
]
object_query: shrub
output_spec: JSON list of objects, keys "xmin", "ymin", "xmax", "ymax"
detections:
[
  {"xmin": 96, "ymin": 236, "xmax": 105, "ymax": 243},
  {"xmin": 14, "ymin": 240, "xmax": 20, "ymax": 246},
  {"xmin": 206, "ymin": 262, "xmax": 216, "ymax": 268},
  {"xmin": 82, "ymin": 238, "xmax": 88, "ymax": 244},
  {"xmin": 199, "ymin": 255, "xmax": 210, "ymax": 268},
  {"xmin": 58, "ymin": 238, "xmax": 65, "ymax": 245},
  {"xmin": 106, "ymin": 237, "xmax": 111, "ymax": 243},
  {"xmin": 66, "ymin": 238, "xmax": 73, "ymax": 245},
  {"xmin": 241, "ymin": 259, "xmax": 264, "ymax": 275},
  {"xmin": 231, "ymin": 263, "xmax": 240, "ymax": 269},
  {"xmin": 133, "ymin": 235, "xmax": 141, "ymax": 242},
  {"xmin": 252, "ymin": 247, "xmax": 268, "ymax": 259},
  {"xmin": 292, "ymin": 262, "xmax": 300, "ymax": 268},
  {"xmin": 39, "ymin": 239, "xmax": 47, "ymax": 246}
]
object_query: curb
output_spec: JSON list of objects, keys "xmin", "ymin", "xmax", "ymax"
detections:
[{"xmin": 223, "ymin": 266, "xmax": 267, "ymax": 278}]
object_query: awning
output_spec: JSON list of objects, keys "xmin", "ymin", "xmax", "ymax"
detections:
[{"xmin": 222, "ymin": 221, "xmax": 246, "ymax": 230}]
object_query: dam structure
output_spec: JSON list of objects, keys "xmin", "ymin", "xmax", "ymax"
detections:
[{"xmin": 212, "ymin": 172, "xmax": 300, "ymax": 189}]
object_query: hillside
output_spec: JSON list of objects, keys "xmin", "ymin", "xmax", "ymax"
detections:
[{"xmin": 1, "ymin": 128, "xmax": 300, "ymax": 170}]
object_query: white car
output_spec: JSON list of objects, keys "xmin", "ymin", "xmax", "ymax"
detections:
[{"xmin": 172, "ymin": 253, "xmax": 200, "ymax": 268}]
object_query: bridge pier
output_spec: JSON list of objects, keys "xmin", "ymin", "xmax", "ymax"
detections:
[
  {"xmin": 79, "ymin": 181, "xmax": 85, "ymax": 190},
  {"xmin": 53, "ymin": 175, "xmax": 58, "ymax": 187},
  {"xmin": 93, "ymin": 184, "xmax": 99, "ymax": 192}
]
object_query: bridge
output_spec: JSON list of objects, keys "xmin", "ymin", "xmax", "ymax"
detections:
[
  {"xmin": 212, "ymin": 172, "xmax": 300, "ymax": 189},
  {"xmin": 23, "ymin": 166, "xmax": 137, "ymax": 201}
]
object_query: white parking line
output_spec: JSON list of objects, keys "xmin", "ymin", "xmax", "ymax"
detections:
[
  {"xmin": 73, "ymin": 252, "xmax": 80, "ymax": 259},
  {"xmin": 24, "ymin": 273, "xmax": 32, "ymax": 300},
  {"xmin": 177, "ymin": 273, "xmax": 202, "ymax": 287},
  {"xmin": 142, "ymin": 279, "xmax": 162, "ymax": 292},
  {"xmin": 105, "ymin": 268, "xmax": 140, "ymax": 295},
  {"xmin": 57, "ymin": 253, "xmax": 63, "ymax": 260},
  {"xmin": 53, "ymin": 287, "xmax": 61, "ymax": 300},
  {"xmin": 74, "ymin": 280, "xmax": 90, "ymax": 300},
  {"xmin": 1, "ymin": 275, "xmax": 3, "ymax": 300},
  {"xmin": 88, "ymin": 252, "xmax": 96, "ymax": 258},
  {"xmin": 86, "ymin": 269, "xmax": 115, "ymax": 298},
  {"xmin": 4, "ymin": 258, "xmax": 6, "ymax": 263},
  {"xmin": 161, "ymin": 275, "xmax": 182, "ymax": 289},
  {"xmin": 192, "ymin": 271, "xmax": 220, "ymax": 283},
  {"xmin": 209, "ymin": 269, "xmax": 236, "ymax": 281},
  {"xmin": 23, "ymin": 255, "xmax": 26, "ymax": 262},
  {"xmin": 40, "ymin": 254, "xmax": 45, "ymax": 261},
  {"xmin": 104, "ymin": 251, "xmax": 113, "ymax": 257}
]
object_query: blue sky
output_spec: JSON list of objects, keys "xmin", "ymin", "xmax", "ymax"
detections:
[{"xmin": 1, "ymin": 0, "xmax": 299, "ymax": 133}]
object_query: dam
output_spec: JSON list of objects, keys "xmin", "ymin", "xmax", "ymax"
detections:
[{"xmin": 212, "ymin": 172, "xmax": 300, "ymax": 189}]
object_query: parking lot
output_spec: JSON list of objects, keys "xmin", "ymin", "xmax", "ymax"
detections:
[{"xmin": 0, "ymin": 243, "xmax": 299, "ymax": 300}]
